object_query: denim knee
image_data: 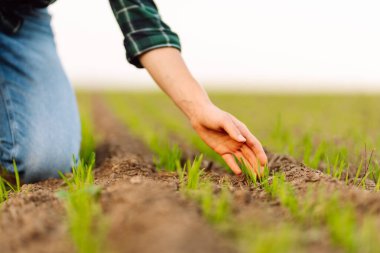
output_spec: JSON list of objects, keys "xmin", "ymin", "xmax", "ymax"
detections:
[
  {"xmin": 22, "ymin": 137, "xmax": 80, "ymax": 183},
  {"xmin": 0, "ymin": 125, "xmax": 81, "ymax": 183}
]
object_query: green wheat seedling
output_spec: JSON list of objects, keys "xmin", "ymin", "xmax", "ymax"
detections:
[
  {"xmin": 326, "ymin": 154, "xmax": 348, "ymax": 181},
  {"xmin": 199, "ymin": 182, "xmax": 231, "ymax": 224},
  {"xmin": 239, "ymin": 223, "xmax": 301, "ymax": 253},
  {"xmin": 301, "ymin": 134, "xmax": 327, "ymax": 170},
  {"xmin": 373, "ymin": 161, "xmax": 380, "ymax": 191},
  {"xmin": 292, "ymin": 186, "xmax": 379, "ymax": 253},
  {"xmin": 12, "ymin": 160, "xmax": 21, "ymax": 192},
  {"xmin": 264, "ymin": 178, "xmax": 376, "ymax": 252},
  {"xmin": 358, "ymin": 149, "xmax": 376, "ymax": 189},
  {"xmin": 80, "ymin": 113, "xmax": 96, "ymax": 165},
  {"xmin": 270, "ymin": 114, "xmax": 296, "ymax": 156},
  {"xmin": 262, "ymin": 176, "xmax": 374, "ymax": 252},
  {"xmin": 234, "ymin": 156, "xmax": 270, "ymax": 187},
  {"xmin": 302, "ymin": 134, "xmax": 314, "ymax": 167},
  {"xmin": 309, "ymin": 141, "xmax": 327, "ymax": 169},
  {"xmin": 59, "ymin": 154, "xmax": 96, "ymax": 191},
  {"xmin": 265, "ymin": 173, "xmax": 299, "ymax": 216},
  {"xmin": 57, "ymin": 154, "xmax": 106, "ymax": 253},
  {"xmin": 0, "ymin": 162, "xmax": 21, "ymax": 203},
  {"xmin": 0, "ymin": 176, "xmax": 9, "ymax": 203},
  {"xmin": 58, "ymin": 185, "xmax": 105, "ymax": 253},
  {"xmin": 376, "ymin": 178, "xmax": 380, "ymax": 191},
  {"xmin": 259, "ymin": 165, "xmax": 271, "ymax": 189},
  {"xmin": 185, "ymin": 155, "xmax": 204, "ymax": 191},
  {"xmin": 177, "ymin": 158, "xmax": 231, "ymax": 224},
  {"xmin": 302, "ymin": 189, "xmax": 361, "ymax": 252},
  {"xmin": 233, "ymin": 157, "xmax": 257, "ymax": 186},
  {"xmin": 176, "ymin": 155, "xmax": 231, "ymax": 224},
  {"xmin": 353, "ymin": 159, "xmax": 364, "ymax": 186},
  {"xmin": 359, "ymin": 168, "xmax": 373, "ymax": 189},
  {"xmin": 150, "ymin": 137, "xmax": 182, "ymax": 172},
  {"xmin": 77, "ymin": 94, "xmax": 97, "ymax": 165},
  {"xmin": 357, "ymin": 217, "xmax": 379, "ymax": 253},
  {"xmin": 324, "ymin": 196, "xmax": 358, "ymax": 252}
]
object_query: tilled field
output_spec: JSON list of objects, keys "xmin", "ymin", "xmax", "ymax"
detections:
[{"xmin": 1, "ymin": 95, "xmax": 380, "ymax": 253}]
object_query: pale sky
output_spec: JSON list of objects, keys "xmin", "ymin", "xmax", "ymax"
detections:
[{"xmin": 50, "ymin": 0, "xmax": 380, "ymax": 92}]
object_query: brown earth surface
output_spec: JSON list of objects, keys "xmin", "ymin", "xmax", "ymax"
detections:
[{"xmin": 1, "ymin": 96, "xmax": 380, "ymax": 253}]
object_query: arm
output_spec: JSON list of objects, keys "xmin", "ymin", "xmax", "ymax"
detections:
[
  {"xmin": 109, "ymin": 0, "xmax": 267, "ymax": 174},
  {"xmin": 140, "ymin": 48, "xmax": 268, "ymax": 174}
]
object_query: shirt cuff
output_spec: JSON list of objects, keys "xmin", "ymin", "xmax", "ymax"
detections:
[{"xmin": 124, "ymin": 29, "xmax": 181, "ymax": 68}]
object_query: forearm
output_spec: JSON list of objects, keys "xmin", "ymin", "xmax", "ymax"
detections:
[
  {"xmin": 139, "ymin": 47, "xmax": 212, "ymax": 120},
  {"xmin": 140, "ymin": 47, "xmax": 268, "ymax": 173}
]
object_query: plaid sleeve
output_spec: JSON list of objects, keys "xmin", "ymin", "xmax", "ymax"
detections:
[{"xmin": 109, "ymin": 0, "xmax": 181, "ymax": 68}]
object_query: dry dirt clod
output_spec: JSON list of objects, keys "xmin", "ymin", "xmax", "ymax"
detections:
[
  {"xmin": 305, "ymin": 174, "xmax": 321, "ymax": 182},
  {"xmin": 130, "ymin": 176, "xmax": 143, "ymax": 184}
]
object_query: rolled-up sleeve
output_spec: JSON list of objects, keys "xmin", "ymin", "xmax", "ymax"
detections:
[{"xmin": 109, "ymin": 0, "xmax": 181, "ymax": 68}]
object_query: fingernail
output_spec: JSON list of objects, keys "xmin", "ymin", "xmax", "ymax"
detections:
[{"xmin": 237, "ymin": 134, "xmax": 246, "ymax": 142}]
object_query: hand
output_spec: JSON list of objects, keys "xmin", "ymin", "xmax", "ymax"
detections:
[
  {"xmin": 139, "ymin": 48, "xmax": 267, "ymax": 174},
  {"xmin": 189, "ymin": 103, "xmax": 268, "ymax": 175}
]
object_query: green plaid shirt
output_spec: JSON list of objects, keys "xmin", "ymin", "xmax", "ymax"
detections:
[
  {"xmin": 0, "ymin": 0, "xmax": 181, "ymax": 68},
  {"xmin": 109, "ymin": 0, "xmax": 181, "ymax": 68}
]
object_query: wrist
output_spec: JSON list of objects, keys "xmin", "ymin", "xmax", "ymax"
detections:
[
  {"xmin": 178, "ymin": 96, "xmax": 213, "ymax": 121},
  {"xmin": 168, "ymin": 79, "xmax": 211, "ymax": 119}
]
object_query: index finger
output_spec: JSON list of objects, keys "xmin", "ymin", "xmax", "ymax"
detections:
[{"xmin": 231, "ymin": 117, "xmax": 268, "ymax": 166}]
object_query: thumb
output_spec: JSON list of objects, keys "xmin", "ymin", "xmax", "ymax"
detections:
[{"xmin": 223, "ymin": 118, "xmax": 246, "ymax": 143}]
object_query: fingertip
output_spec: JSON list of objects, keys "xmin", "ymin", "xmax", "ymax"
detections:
[
  {"xmin": 259, "ymin": 164, "xmax": 266, "ymax": 175},
  {"xmin": 222, "ymin": 154, "xmax": 242, "ymax": 175},
  {"xmin": 234, "ymin": 168, "xmax": 242, "ymax": 175},
  {"xmin": 237, "ymin": 134, "xmax": 246, "ymax": 143},
  {"xmin": 261, "ymin": 153, "xmax": 269, "ymax": 165},
  {"xmin": 229, "ymin": 164, "xmax": 242, "ymax": 175}
]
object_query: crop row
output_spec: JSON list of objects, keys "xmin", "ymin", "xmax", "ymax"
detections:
[
  {"xmin": 104, "ymin": 92, "xmax": 380, "ymax": 188},
  {"xmin": 105, "ymin": 93, "xmax": 380, "ymax": 253}
]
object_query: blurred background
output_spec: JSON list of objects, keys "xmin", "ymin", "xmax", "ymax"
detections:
[{"xmin": 50, "ymin": 0, "xmax": 380, "ymax": 92}]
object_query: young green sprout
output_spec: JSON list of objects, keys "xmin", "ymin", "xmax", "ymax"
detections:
[
  {"xmin": 0, "ymin": 161, "xmax": 21, "ymax": 203},
  {"xmin": 199, "ymin": 182, "xmax": 231, "ymax": 224},
  {"xmin": 77, "ymin": 94, "xmax": 96, "ymax": 165},
  {"xmin": 80, "ymin": 115, "xmax": 96, "ymax": 165},
  {"xmin": 57, "ymin": 154, "xmax": 106, "ymax": 253},
  {"xmin": 332, "ymin": 156, "xmax": 347, "ymax": 181},
  {"xmin": 234, "ymin": 156, "xmax": 270, "ymax": 187},
  {"xmin": 0, "ymin": 176, "xmax": 9, "ymax": 203},
  {"xmin": 59, "ymin": 154, "xmax": 96, "ymax": 191},
  {"xmin": 375, "ymin": 161, "xmax": 380, "ymax": 191},
  {"xmin": 12, "ymin": 160, "xmax": 21, "ymax": 192},
  {"xmin": 265, "ymin": 173, "xmax": 299, "ymax": 217},
  {"xmin": 239, "ymin": 223, "xmax": 301, "ymax": 253},
  {"xmin": 353, "ymin": 159, "xmax": 364, "ymax": 186},
  {"xmin": 150, "ymin": 138, "xmax": 182, "ymax": 172},
  {"xmin": 58, "ymin": 185, "xmax": 104, "ymax": 253},
  {"xmin": 185, "ymin": 154, "xmax": 204, "ymax": 191},
  {"xmin": 176, "ymin": 155, "xmax": 231, "ymax": 224}
]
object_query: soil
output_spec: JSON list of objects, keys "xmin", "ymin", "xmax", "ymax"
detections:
[{"xmin": 1, "ymin": 95, "xmax": 380, "ymax": 253}]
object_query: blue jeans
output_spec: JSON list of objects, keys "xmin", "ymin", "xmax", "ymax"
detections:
[{"xmin": 0, "ymin": 8, "xmax": 81, "ymax": 183}]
